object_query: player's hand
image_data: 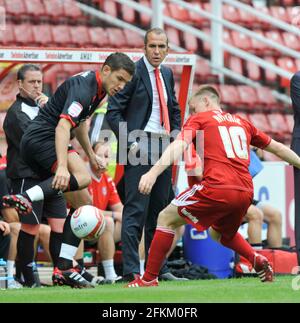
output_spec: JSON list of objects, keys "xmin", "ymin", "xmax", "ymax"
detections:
[
  {"xmin": 52, "ymin": 165, "xmax": 70, "ymax": 191},
  {"xmin": 35, "ymin": 92, "xmax": 49, "ymax": 108},
  {"xmin": 0, "ymin": 221, "xmax": 10, "ymax": 236},
  {"xmin": 90, "ymin": 154, "xmax": 106, "ymax": 173},
  {"xmin": 138, "ymin": 171, "xmax": 158, "ymax": 195}
]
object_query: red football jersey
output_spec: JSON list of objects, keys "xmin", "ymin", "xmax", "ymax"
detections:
[
  {"xmin": 88, "ymin": 172, "xmax": 121, "ymax": 210},
  {"xmin": 179, "ymin": 110, "xmax": 271, "ymax": 192}
]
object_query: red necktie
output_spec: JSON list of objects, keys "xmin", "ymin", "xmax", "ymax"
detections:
[{"xmin": 154, "ymin": 68, "xmax": 170, "ymax": 134}]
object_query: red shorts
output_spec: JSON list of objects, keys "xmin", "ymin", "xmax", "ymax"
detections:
[{"xmin": 172, "ymin": 184, "xmax": 253, "ymax": 240}]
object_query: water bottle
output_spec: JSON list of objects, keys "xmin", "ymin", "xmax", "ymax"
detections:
[{"xmin": 0, "ymin": 258, "xmax": 8, "ymax": 289}]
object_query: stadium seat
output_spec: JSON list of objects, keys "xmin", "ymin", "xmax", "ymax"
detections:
[
  {"xmin": 106, "ymin": 28, "xmax": 127, "ymax": 48},
  {"xmin": 51, "ymin": 25, "xmax": 73, "ymax": 47},
  {"xmin": 69, "ymin": 26, "xmax": 92, "ymax": 48},
  {"xmin": 63, "ymin": 0, "xmax": 88, "ymax": 25},
  {"xmin": 223, "ymin": 5, "xmax": 240, "ymax": 24},
  {"xmin": 286, "ymin": 6, "xmax": 300, "ymax": 25},
  {"xmin": 23, "ymin": 0, "xmax": 47, "ymax": 23},
  {"xmin": 4, "ymin": 0, "xmax": 27, "ymax": 22},
  {"xmin": 138, "ymin": 0, "xmax": 151, "ymax": 27},
  {"xmin": 255, "ymin": 86, "xmax": 279, "ymax": 111},
  {"xmin": 194, "ymin": 57, "xmax": 219, "ymax": 83},
  {"xmin": 32, "ymin": 24, "xmax": 54, "ymax": 47},
  {"xmin": 120, "ymin": 3, "xmax": 136, "ymax": 24},
  {"xmin": 281, "ymin": 32, "xmax": 300, "ymax": 52},
  {"xmin": 188, "ymin": 2, "xmax": 207, "ymax": 27},
  {"xmin": 123, "ymin": 29, "xmax": 144, "ymax": 48},
  {"xmin": 248, "ymin": 113, "xmax": 272, "ymax": 133},
  {"xmin": 250, "ymin": 30, "xmax": 270, "ymax": 55},
  {"xmin": 277, "ymin": 57, "xmax": 296, "ymax": 87},
  {"xmin": 88, "ymin": 27, "xmax": 109, "ymax": 48},
  {"xmin": 238, "ymin": 7, "xmax": 258, "ymax": 27},
  {"xmin": 0, "ymin": 24, "xmax": 16, "ymax": 46},
  {"xmin": 227, "ymin": 56, "xmax": 243, "ymax": 76},
  {"xmin": 263, "ymin": 56, "xmax": 278, "ymax": 85},
  {"xmin": 245, "ymin": 61, "xmax": 261, "ymax": 82},
  {"xmin": 62, "ymin": 64, "xmax": 82, "ymax": 77},
  {"xmin": 182, "ymin": 32, "xmax": 199, "ymax": 53},
  {"xmin": 13, "ymin": 24, "xmax": 34, "ymax": 46},
  {"xmin": 231, "ymin": 31, "xmax": 252, "ymax": 51},
  {"xmin": 167, "ymin": 3, "xmax": 190, "ymax": 22},
  {"xmin": 43, "ymin": 0, "xmax": 66, "ymax": 24},
  {"xmin": 235, "ymin": 111, "xmax": 249, "ymax": 121},
  {"xmin": 269, "ymin": 6, "xmax": 289, "ymax": 24},
  {"xmin": 102, "ymin": 0, "xmax": 118, "ymax": 18},
  {"xmin": 166, "ymin": 27, "xmax": 181, "ymax": 47},
  {"xmin": 267, "ymin": 113, "xmax": 290, "ymax": 138},
  {"xmin": 237, "ymin": 86, "xmax": 258, "ymax": 110},
  {"xmin": 264, "ymin": 30, "xmax": 284, "ymax": 56},
  {"xmin": 218, "ymin": 85, "xmax": 242, "ymax": 108}
]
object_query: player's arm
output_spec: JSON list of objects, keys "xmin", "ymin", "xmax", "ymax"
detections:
[
  {"xmin": 74, "ymin": 121, "xmax": 103, "ymax": 172},
  {"xmin": 264, "ymin": 139, "xmax": 300, "ymax": 168},
  {"xmin": 139, "ymin": 139, "xmax": 188, "ymax": 195},
  {"xmin": 53, "ymin": 118, "xmax": 72, "ymax": 190}
]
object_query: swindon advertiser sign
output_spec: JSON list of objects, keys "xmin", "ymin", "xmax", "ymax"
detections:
[{"xmin": 0, "ymin": 48, "xmax": 196, "ymax": 66}]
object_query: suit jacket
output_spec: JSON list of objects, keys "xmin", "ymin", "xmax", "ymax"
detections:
[
  {"xmin": 290, "ymin": 71, "xmax": 300, "ymax": 140},
  {"xmin": 106, "ymin": 58, "xmax": 181, "ymax": 161}
]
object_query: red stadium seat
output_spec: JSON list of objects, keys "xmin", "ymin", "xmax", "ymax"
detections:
[
  {"xmin": 281, "ymin": 32, "xmax": 300, "ymax": 52},
  {"xmin": 4, "ymin": 0, "xmax": 27, "ymax": 22},
  {"xmin": 263, "ymin": 56, "xmax": 278, "ymax": 84},
  {"xmin": 227, "ymin": 56, "xmax": 243, "ymax": 76},
  {"xmin": 167, "ymin": 3, "xmax": 190, "ymax": 22},
  {"xmin": 102, "ymin": 0, "xmax": 118, "ymax": 18},
  {"xmin": 264, "ymin": 30, "xmax": 284, "ymax": 56},
  {"xmin": 231, "ymin": 31, "xmax": 252, "ymax": 51},
  {"xmin": 245, "ymin": 61, "xmax": 261, "ymax": 82},
  {"xmin": 223, "ymin": 5, "xmax": 240, "ymax": 24},
  {"xmin": 267, "ymin": 113, "xmax": 289, "ymax": 135},
  {"xmin": 63, "ymin": 0, "xmax": 88, "ymax": 25},
  {"xmin": 237, "ymin": 86, "xmax": 258, "ymax": 110},
  {"xmin": 51, "ymin": 25, "xmax": 72, "ymax": 47},
  {"xmin": 120, "ymin": 3, "xmax": 136, "ymax": 24},
  {"xmin": 43, "ymin": 0, "xmax": 66, "ymax": 23},
  {"xmin": 218, "ymin": 85, "xmax": 241, "ymax": 108},
  {"xmin": 182, "ymin": 32, "xmax": 199, "ymax": 53},
  {"xmin": 166, "ymin": 27, "xmax": 181, "ymax": 47},
  {"xmin": 286, "ymin": 6, "xmax": 300, "ymax": 24},
  {"xmin": 234, "ymin": 111, "xmax": 249, "ymax": 121},
  {"xmin": 194, "ymin": 57, "xmax": 219, "ymax": 83},
  {"xmin": 248, "ymin": 113, "xmax": 272, "ymax": 133},
  {"xmin": 138, "ymin": 0, "xmax": 151, "ymax": 27},
  {"xmin": 238, "ymin": 7, "xmax": 257, "ymax": 27},
  {"xmin": 62, "ymin": 64, "xmax": 82, "ymax": 77},
  {"xmin": 32, "ymin": 24, "xmax": 54, "ymax": 47},
  {"xmin": 88, "ymin": 27, "xmax": 109, "ymax": 48},
  {"xmin": 188, "ymin": 2, "xmax": 207, "ymax": 27},
  {"xmin": 250, "ymin": 30, "xmax": 269, "ymax": 55},
  {"xmin": 285, "ymin": 114, "xmax": 294, "ymax": 133},
  {"xmin": 106, "ymin": 28, "xmax": 127, "ymax": 48},
  {"xmin": 0, "ymin": 24, "xmax": 16, "ymax": 45},
  {"xmin": 123, "ymin": 29, "xmax": 144, "ymax": 49},
  {"xmin": 277, "ymin": 57, "xmax": 296, "ymax": 87},
  {"xmin": 23, "ymin": 0, "xmax": 47, "ymax": 23},
  {"xmin": 13, "ymin": 24, "xmax": 34, "ymax": 46},
  {"xmin": 269, "ymin": 6, "xmax": 289, "ymax": 23},
  {"xmin": 255, "ymin": 86, "xmax": 279, "ymax": 111},
  {"xmin": 69, "ymin": 26, "xmax": 92, "ymax": 48}
]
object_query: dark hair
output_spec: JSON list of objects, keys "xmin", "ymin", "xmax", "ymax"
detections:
[
  {"xmin": 103, "ymin": 52, "xmax": 135, "ymax": 76},
  {"xmin": 194, "ymin": 85, "xmax": 220, "ymax": 104},
  {"xmin": 17, "ymin": 64, "xmax": 42, "ymax": 81},
  {"xmin": 144, "ymin": 28, "xmax": 168, "ymax": 46}
]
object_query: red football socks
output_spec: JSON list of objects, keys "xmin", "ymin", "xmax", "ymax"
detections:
[{"xmin": 143, "ymin": 227, "xmax": 175, "ymax": 282}]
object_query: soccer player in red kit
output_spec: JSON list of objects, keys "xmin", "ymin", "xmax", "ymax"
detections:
[{"xmin": 127, "ymin": 85, "xmax": 300, "ymax": 287}]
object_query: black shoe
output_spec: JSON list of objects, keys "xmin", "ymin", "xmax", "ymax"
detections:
[
  {"xmin": 61, "ymin": 268, "xmax": 93, "ymax": 288},
  {"xmin": 122, "ymin": 273, "xmax": 140, "ymax": 282},
  {"xmin": 159, "ymin": 272, "xmax": 189, "ymax": 281},
  {"xmin": 74, "ymin": 265, "xmax": 104, "ymax": 286}
]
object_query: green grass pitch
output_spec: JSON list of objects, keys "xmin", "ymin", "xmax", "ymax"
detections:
[{"xmin": 0, "ymin": 276, "xmax": 299, "ymax": 303}]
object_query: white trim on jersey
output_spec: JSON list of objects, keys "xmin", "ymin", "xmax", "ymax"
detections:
[{"xmin": 172, "ymin": 184, "xmax": 203, "ymax": 207}]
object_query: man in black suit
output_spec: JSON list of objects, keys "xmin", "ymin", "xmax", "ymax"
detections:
[
  {"xmin": 106, "ymin": 28, "xmax": 184, "ymax": 281},
  {"xmin": 290, "ymin": 72, "xmax": 300, "ymax": 266}
]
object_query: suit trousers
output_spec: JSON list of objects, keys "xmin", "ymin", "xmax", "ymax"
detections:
[{"xmin": 121, "ymin": 139, "xmax": 172, "ymax": 276}]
